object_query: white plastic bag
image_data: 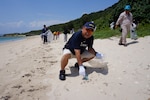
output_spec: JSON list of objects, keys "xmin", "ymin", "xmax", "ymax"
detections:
[
  {"xmin": 47, "ymin": 30, "xmax": 53, "ymax": 42},
  {"xmin": 130, "ymin": 23, "xmax": 138, "ymax": 40}
]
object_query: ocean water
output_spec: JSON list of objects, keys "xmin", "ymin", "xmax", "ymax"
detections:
[{"xmin": 0, "ymin": 36, "xmax": 25, "ymax": 43}]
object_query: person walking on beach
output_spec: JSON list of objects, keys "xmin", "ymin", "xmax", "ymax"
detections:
[
  {"xmin": 53, "ymin": 31, "xmax": 57, "ymax": 40},
  {"xmin": 59, "ymin": 22, "xmax": 102, "ymax": 80},
  {"xmin": 115, "ymin": 4, "xmax": 133, "ymax": 46},
  {"xmin": 42, "ymin": 25, "xmax": 48, "ymax": 44},
  {"xmin": 63, "ymin": 28, "xmax": 69, "ymax": 42}
]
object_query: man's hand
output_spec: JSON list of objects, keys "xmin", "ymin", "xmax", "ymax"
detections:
[{"xmin": 79, "ymin": 65, "xmax": 86, "ymax": 76}]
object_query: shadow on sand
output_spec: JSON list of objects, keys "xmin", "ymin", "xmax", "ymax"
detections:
[
  {"xmin": 126, "ymin": 40, "xmax": 139, "ymax": 46},
  {"xmin": 66, "ymin": 62, "xmax": 108, "ymax": 77}
]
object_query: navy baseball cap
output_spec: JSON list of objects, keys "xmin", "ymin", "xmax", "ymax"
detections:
[{"xmin": 84, "ymin": 22, "xmax": 96, "ymax": 30}]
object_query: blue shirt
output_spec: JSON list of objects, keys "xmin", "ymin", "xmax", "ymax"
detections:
[
  {"xmin": 42, "ymin": 28, "xmax": 48, "ymax": 33},
  {"xmin": 64, "ymin": 31, "xmax": 94, "ymax": 55}
]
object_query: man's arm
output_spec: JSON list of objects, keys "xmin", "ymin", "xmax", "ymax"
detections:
[
  {"xmin": 74, "ymin": 49, "xmax": 82, "ymax": 66},
  {"xmin": 116, "ymin": 13, "xmax": 124, "ymax": 27},
  {"xmin": 88, "ymin": 48, "xmax": 96, "ymax": 56},
  {"xmin": 74, "ymin": 49, "xmax": 86, "ymax": 76}
]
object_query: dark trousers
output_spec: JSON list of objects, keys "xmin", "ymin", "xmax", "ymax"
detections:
[{"xmin": 43, "ymin": 35, "xmax": 47, "ymax": 44}]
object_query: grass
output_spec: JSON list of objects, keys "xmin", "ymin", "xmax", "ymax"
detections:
[
  {"xmin": 94, "ymin": 28, "xmax": 121, "ymax": 39},
  {"xmin": 136, "ymin": 24, "xmax": 150, "ymax": 37}
]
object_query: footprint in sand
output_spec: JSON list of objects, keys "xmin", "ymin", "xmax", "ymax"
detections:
[
  {"xmin": 0, "ymin": 95, "xmax": 11, "ymax": 100},
  {"xmin": 22, "ymin": 73, "xmax": 32, "ymax": 77},
  {"xmin": 12, "ymin": 85, "xmax": 22, "ymax": 89}
]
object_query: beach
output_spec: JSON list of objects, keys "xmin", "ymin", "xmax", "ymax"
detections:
[{"xmin": 0, "ymin": 34, "xmax": 150, "ymax": 100}]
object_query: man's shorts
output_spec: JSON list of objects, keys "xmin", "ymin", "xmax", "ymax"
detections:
[{"xmin": 63, "ymin": 48, "xmax": 95, "ymax": 59}]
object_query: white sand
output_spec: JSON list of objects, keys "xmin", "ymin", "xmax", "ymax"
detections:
[{"xmin": 0, "ymin": 34, "xmax": 150, "ymax": 100}]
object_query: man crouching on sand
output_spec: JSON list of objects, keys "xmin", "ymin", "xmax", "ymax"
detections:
[{"xmin": 59, "ymin": 22, "xmax": 102, "ymax": 80}]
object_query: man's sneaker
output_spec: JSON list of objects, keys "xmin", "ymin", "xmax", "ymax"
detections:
[
  {"xmin": 118, "ymin": 43, "xmax": 127, "ymax": 47},
  {"xmin": 59, "ymin": 70, "xmax": 66, "ymax": 80},
  {"xmin": 118, "ymin": 42, "xmax": 123, "ymax": 45}
]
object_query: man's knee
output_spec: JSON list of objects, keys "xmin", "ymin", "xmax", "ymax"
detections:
[{"xmin": 62, "ymin": 53, "xmax": 71, "ymax": 60}]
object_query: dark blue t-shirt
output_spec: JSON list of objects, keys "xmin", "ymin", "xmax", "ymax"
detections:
[
  {"xmin": 64, "ymin": 31, "xmax": 94, "ymax": 55},
  {"xmin": 42, "ymin": 28, "xmax": 48, "ymax": 33}
]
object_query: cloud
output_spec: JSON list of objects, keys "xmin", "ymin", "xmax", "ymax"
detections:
[
  {"xmin": 0, "ymin": 21, "xmax": 24, "ymax": 28},
  {"xmin": 0, "ymin": 20, "xmax": 66, "ymax": 29},
  {"xmin": 0, "ymin": 20, "xmax": 67, "ymax": 34},
  {"xmin": 28, "ymin": 20, "xmax": 66, "ymax": 28}
]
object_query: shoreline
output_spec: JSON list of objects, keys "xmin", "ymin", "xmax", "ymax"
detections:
[
  {"xmin": 0, "ymin": 34, "xmax": 150, "ymax": 100},
  {"xmin": 0, "ymin": 36, "xmax": 26, "ymax": 44}
]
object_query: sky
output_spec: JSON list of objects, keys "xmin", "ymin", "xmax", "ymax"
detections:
[{"xmin": 0, "ymin": 0, "xmax": 119, "ymax": 35}]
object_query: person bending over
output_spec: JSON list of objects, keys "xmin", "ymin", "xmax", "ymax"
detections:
[{"xmin": 59, "ymin": 22, "xmax": 102, "ymax": 80}]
